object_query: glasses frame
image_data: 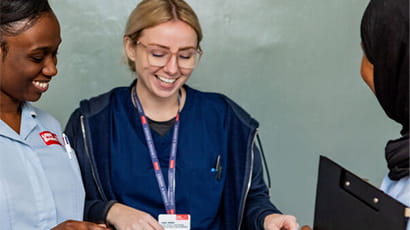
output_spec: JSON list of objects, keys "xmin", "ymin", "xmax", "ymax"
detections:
[{"xmin": 136, "ymin": 40, "xmax": 203, "ymax": 70}]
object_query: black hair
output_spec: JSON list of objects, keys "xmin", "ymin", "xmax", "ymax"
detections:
[{"xmin": 0, "ymin": 0, "xmax": 52, "ymax": 60}]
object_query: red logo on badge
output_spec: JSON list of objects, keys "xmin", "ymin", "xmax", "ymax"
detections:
[
  {"xmin": 39, "ymin": 131, "xmax": 62, "ymax": 146},
  {"xmin": 176, "ymin": 214, "xmax": 189, "ymax": 220}
]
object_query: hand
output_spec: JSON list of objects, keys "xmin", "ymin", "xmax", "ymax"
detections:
[
  {"xmin": 106, "ymin": 203, "xmax": 164, "ymax": 230},
  {"xmin": 51, "ymin": 220, "xmax": 110, "ymax": 230},
  {"xmin": 263, "ymin": 213, "xmax": 299, "ymax": 230}
]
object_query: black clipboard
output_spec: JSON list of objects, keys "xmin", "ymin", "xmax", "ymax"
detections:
[{"xmin": 313, "ymin": 156, "xmax": 409, "ymax": 230}]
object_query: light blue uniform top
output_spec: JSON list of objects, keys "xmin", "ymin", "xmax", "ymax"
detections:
[
  {"xmin": 0, "ymin": 102, "xmax": 85, "ymax": 230},
  {"xmin": 381, "ymin": 175, "xmax": 410, "ymax": 230}
]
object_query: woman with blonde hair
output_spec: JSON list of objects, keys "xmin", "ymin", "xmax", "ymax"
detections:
[{"xmin": 65, "ymin": 0, "xmax": 299, "ymax": 229}]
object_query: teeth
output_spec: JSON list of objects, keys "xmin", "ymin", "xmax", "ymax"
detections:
[
  {"xmin": 33, "ymin": 81, "xmax": 49, "ymax": 89},
  {"xmin": 157, "ymin": 75, "xmax": 176, "ymax": 84}
]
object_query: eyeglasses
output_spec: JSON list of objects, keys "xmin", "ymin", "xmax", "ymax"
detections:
[{"xmin": 136, "ymin": 41, "xmax": 202, "ymax": 69}]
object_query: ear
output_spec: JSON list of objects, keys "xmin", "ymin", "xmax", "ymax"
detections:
[
  {"xmin": 124, "ymin": 36, "xmax": 137, "ymax": 62},
  {"xmin": 0, "ymin": 44, "xmax": 3, "ymax": 60}
]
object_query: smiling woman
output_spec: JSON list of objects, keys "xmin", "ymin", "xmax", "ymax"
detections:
[
  {"xmin": 64, "ymin": 0, "xmax": 299, "ymax": 230},
  {"xmin": 0, "ymin": 12, "xmax": 60, "ymax": 111},
  {"xmin": 0, "ymin": 0, "xmax": 109, "ymax": 229}
]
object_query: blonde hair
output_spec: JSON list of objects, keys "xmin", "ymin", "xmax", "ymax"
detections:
[{"xmin": 124, "ymin": 0, "xmax": 202, "ymax": 72}]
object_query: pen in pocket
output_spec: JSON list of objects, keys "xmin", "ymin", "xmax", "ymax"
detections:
[
  {"xmin": 62, "ymin": 133, "xmax": 73, "ymax": 160},
  {"xmin": 211, "ymin": 154, "xmax": 222, "ymax": 180}
]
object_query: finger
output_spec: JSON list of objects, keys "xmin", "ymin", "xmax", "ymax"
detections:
[
  {"xmin": 282, "ymin": 218, "xmax": 299, "ymax": 230},
  {"xmin": 147, "ymin": 218, "xmax": 164, "ymax": 230},
  {"xmin": 142, "ymin": 221, "xmax": 159, "ymax": 230},
  {"xmin": 89, "ymin": 223, "xmax": 110, "ymax": 230},
  {"xmin": 138, "ymin": 213, "xmax": 163, "ymax": 230},
  {"xmin": 301, "ymin": 226, "xmax": 313, "ymax": 230}
]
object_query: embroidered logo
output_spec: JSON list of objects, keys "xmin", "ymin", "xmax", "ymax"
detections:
[{"xmin": 39, "ymin": 131, "xmax": 62, "ymax": 146}]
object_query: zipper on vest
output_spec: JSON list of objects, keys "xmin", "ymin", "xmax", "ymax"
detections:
[
  {"xmin": 237, "ymin": 128, "xmax": 256, "ymax": 229},
  {"xmin": 80, "ymin": 115, "xmax": 107, "ymax": 200}
]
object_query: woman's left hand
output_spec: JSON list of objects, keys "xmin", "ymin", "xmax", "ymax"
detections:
[{"xmin": 263, "ymin": 213, "xmax": 299, "ymax": 230}]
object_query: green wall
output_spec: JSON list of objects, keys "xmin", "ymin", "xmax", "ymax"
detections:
[{"xmin": 37, "ymin": 0, "xmax": 400, "ymax": 226}]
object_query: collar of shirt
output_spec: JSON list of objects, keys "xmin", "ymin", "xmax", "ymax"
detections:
[{"xmin": 0, "ymin": 102, "xmax": 38, "ymax": 143}]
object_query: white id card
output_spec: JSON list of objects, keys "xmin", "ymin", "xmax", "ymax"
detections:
[{"xmin": 158, "ymin": 214, "xmax": 191, "ymax": 230}]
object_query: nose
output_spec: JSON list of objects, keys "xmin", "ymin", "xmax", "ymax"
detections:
[
  {"xmin": 163, "ymin": 54, "xmax": 179, "ymax": 75},
  {"xmin": 42, "ymin": 56, "xmax": 58, "ymax": 77}
]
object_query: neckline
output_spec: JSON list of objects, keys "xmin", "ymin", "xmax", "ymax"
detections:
[{"xmin": 128, "ymin": 82, "xmax": 194, "ymax": 119}]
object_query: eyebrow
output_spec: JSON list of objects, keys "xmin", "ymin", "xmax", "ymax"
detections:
[
  {"xmin": 31, "ymin": 39, "xmax": 62, "ymax": 52},
  {"xmin": 31, "ymin": 47, "xmax": 50, "ymax": 53}
]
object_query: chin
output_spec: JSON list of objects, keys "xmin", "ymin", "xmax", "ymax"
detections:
[
  {"xmin": 26, "ymin": 94, "xmax": 43, "ymax": 102},
  {"xmin": 155, "ymin": 92, "xmax": 175, "ymax": 99},
  {"xmin": 150, "ymin": 84, "xmax": 173, "ymax": 94}
]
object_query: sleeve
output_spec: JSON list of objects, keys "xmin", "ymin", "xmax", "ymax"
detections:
[
  {"xmin": 64, "ymin": 109, "xmax": 117, "ymax": 224},
  {"xmin": 242, "ymin": 144, "xmax": 281, "ymax": 230}
]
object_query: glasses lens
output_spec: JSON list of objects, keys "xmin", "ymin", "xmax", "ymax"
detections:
[
  {"xmin": 146, "ymin": 47, "xmax": 170, "ymax": 67},
  {"xmin": 178, "ymin": 49, "xmax": 200, "ymax": 69}
]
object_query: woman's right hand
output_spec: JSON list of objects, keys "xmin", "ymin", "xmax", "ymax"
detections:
[
  {"xmin": 107, "ymin": 203, "xmax": 164, "ymax": 230},
  {"xmin": 51, "ymin": 220, "xmax": 110, "ymax": 230}
]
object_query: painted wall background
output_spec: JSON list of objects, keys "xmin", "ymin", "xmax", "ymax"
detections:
[{"xmin": 37, "ymin": 0, "xmax": 401, "ymax": 226}]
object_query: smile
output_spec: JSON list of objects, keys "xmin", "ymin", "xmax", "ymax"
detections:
[
  {"xmin": 32, "ymin": 80, "xmax": 49, "ymax": 90},
  {"xmin": 156, "ymin": 75, "xmax": 177, "ymax": 84}
]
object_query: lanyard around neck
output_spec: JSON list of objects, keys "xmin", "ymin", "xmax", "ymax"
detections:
[{"xmin": 131, "ymin": 86, "xmax": 180, "ymax": 214}]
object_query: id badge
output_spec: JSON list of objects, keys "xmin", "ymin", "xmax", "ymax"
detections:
[{"xmin": 158, "ymin": 214, "xmax": 191, "ymax": 230}]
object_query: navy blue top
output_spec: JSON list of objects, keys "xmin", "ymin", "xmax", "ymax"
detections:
[
  {"xmin": 65, "ymin": 82, "xmax": 281, "ymax": 229},
  {"xmin": 109, "ymin": 86, "xmax": 228, "ymax": 229}
]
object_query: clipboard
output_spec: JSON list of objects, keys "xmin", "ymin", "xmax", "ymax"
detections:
[{"xmin": 313, "ymin": 156, "xmax": 409, "ymax": 230}]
